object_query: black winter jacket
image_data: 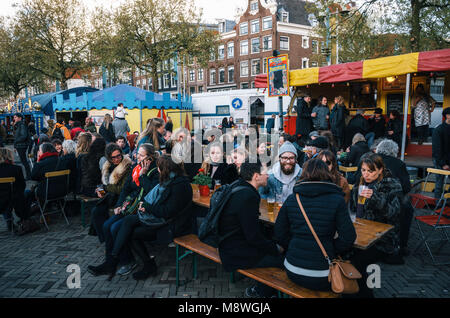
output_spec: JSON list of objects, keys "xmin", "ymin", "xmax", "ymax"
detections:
[
  {"xmin": 432, "ymin": 122, "xmax": 450, "ymax": 167},
  {"xmin": 274, "ymin": 181, "xmax": 356, "ymax": 271},
  {"xmin": 342, "ymin": 141, "xmax": 370, "ymax": 167},
  {"xmin": 345, "ymin": 114, "xmax": 369, "ymax": 147},
  {"xmin": 0, "ymin": 163, "xmax": 26, "ymax": 213},
  {"xmin": 386, "ymin": 118, "xmax": 403, "ymax": 148},
  {"xmin": 79, "ymin": 152, "xmax": 103, "ymax": 196},
  {"xmin": 329, "ymin": 104, "xmax": 347, "ymax": 138},
  {"xmin": 13, "ymin": 120, "xmax": 29, "ymax": 149},
  {"xmin": 142, "ymin": 175, "xmax": 193, "ymax": 239},
  {"xmin": 368, "ymin": 116, "xmax": 386, "ymax": 139},
  {"xmin": 99, "ymin": 124, "xmax": 116, "ymax": 143},
  {"xmin": 218, "ymin": 179, "xmax": 280, "ymax": 272},
  {"xmin": 32, "ymin": 153, "xmax": 71, "ymax": 200},
  {"xmin": 294, "ymin": 98, "xmax": 314, "ymax": 137}
]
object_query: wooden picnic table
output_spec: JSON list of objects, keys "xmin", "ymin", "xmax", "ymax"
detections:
[{"xmin": 191, "ymin": 184, "xmax": 394, "ymax": 250}]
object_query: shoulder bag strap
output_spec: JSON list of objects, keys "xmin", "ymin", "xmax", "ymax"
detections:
[{"xmin": 295, "ymin": 193, "xmax": 332, "ymax": 265}]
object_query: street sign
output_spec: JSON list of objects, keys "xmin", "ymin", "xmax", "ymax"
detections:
[
  {"xmin": 231, "ymin": 98, "xmax": 243, "ymax": 109},
  {"xmin": 267, "ymin": 54, "xmax": 289, "ymax": 97}
]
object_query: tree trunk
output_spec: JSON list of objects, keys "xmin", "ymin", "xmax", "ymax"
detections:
[{"xmin": 410, "ymin": 0, "xmax": 421, "ymax": 52}]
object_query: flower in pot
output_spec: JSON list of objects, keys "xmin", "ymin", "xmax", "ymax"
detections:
[{"xmin": 192, "ymin": 169, "xmax": 212, "ymax": 196}]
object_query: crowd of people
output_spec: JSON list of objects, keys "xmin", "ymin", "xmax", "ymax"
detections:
[{"xmin": 1, "ymin": 100, "xmax": 449, "ymax": 298}]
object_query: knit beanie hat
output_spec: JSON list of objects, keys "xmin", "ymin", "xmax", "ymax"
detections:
[{"xmin": 279, "ymin": 141, "xmax": 297, "ymax": 158}]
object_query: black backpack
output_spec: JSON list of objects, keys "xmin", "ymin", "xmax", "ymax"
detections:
[
  {"xmin": 198, "ymin": 180, "xmax": 247, "ymax": 248},
  {"xmin": 52, "ymin": 127, "xmax": 63, "ymax": 140}
]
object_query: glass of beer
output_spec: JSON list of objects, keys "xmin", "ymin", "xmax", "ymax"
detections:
[
  {"xmin": 358, "ymin": 185, "xmax": 369, "ymax": 205},
  {"xmin": 214, "ymin": 180, "xmax": 221, "ymax": 191},
  {"xmin": 267, "ymin": 197, "xmax": 275, "ymax": 214}
]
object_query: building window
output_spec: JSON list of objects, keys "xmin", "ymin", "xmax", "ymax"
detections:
[
  {"xmin": 210, "ymin": 49, "xmax": 215, "ymax": 61},
  {"xmin": 302, "ymin": 58, "xmax": 309, "ymax": 69},
  {"xmin": 281, "ymin": 11, "xmax": 289, "ymax": 23},
  {"xmin": 251, "ymin": 82, "xmax": 256, "ymax": 88},
  {"xmin": 171, "ymin": 75, "xmax": 177, "ymax": 88},
  {"xmin": 302, "ymin": 36, "xmax": 309, "ymax": 49},
  {"xmin": 263, "ymin": 35, "xmax": 272, "ymax": 51},
  {"xmin": 311, "ymin": 61, "xmax": 318, "ymax": 67},
  {"xmin": 262, "ymin": 16, "xmax": 272, "ymax": 30},
  {"xmin": 251, "ymin": 59, "xmax": 261, "ymax": 76},
  {"xmin": 218, "ymin": 44, "xmax": 225, "ymax": 60},
  {"xmin": 251, "ymin": 38, "xmax": 260, "ymax": 54},
  {"xmin": 190, "ymin": 87, "xmax": 196, "ymax": 95},
  {"xmin": 210, "ymin": 69, "xmax": 216, "ymax": 85},
  {"xmin": 163, "ymin": 74, "xmax": 170, "ymax": 88},
  {"xmin": 219, "ymin": 21, "xmax": 225, "ymax": 33},
  {"xmin": 311, "ymin": 40, "xmax": 318, "ymax": 54},
  {"xmin": 240, "ymin": 61, "xmax": 249, "ymax": 77},
  {"xmin": 227, "ymin": 42, "xmax": 234, "ymax": 58},
  {"xmin": 158, "ymin": 76, "xmax": 162, "ymax": 90},
  {"xmin": 189, "ymin": 70, "xmax": 195, "ymax": 82},
  {"xmin": 219, "ymin": 68, "xmax": 225, "ymax": 83},
  {"xmin": 241, "ymin": 82, "xmax": 249, "ymax": 89},
  {"xmin": 240, "ymin": 40, "xmax": 248, "ymax": 55},
  {"xmin": 198, "ymin": 86, "xmax": 203, "ymax": 93},
  {"xmin": 216, "ymin": 105, "xmax": 230, "ymax": 115},
  {"xmin": 251, "ymin": 19, "xmax": 260, "ymax": 34},
  {"xmin": 198, "ymin": 69, "xmax": 204, "ymax": 81},
  {"xmin": 280, "ymin": 36, "xmax": 289, "ymax": 50},
  {"xmin": 240, "ymin": 22, "xmax": 248, "ymax": 36},
  {"xmin": 250, "ymin": 0, "xmax": 258, "ymax": 12},
  {"xmin": 263, "ymin": 58, "xmax": 268, "ymax": 74},
  {"xmin": 228, "ymin": 67, "xmax": 234, "ymax": 83}
]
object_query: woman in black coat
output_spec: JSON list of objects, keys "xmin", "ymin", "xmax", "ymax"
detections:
[
  {"xmin": 294, "ymin": 96, "xmax": 314, "ymax": 143},
  {"xmin": 329, "ymin": 96, "xmax": 348, "ymax": 150},
  {"xmin": 274, "ymin": 159, "xmax": 356, "ymax": 291},
  {"xmin": 200, "ymin": 142, "xmax": 228, "ymax": 188},
  {"xmin": 79, "ymin": 138, "xmax": 106, "ymax": 197},
  {"xmin": 99, "ymin": 114, "xmax": 116, "ymax": 143},
  {"xmin": 341, "ymin": 133, "xmax": 371, "ymax": 167},
  {"xmin": 386, "ymin": 110, "xmax": 403, "ymax": 148}
]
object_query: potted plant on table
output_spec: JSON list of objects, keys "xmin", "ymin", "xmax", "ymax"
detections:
[{"xmin": 192, "ymin": 169, "xmax": 212, "ymax": 196}]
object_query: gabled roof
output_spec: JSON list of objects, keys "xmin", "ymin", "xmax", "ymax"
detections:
[{"xmin": 276, "ymin": 0, "xmax": 311, "ymax": 26}]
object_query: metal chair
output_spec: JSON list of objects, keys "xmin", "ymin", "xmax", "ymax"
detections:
[
  {"xmin": 0, "ymin": 177, "xmax": 15, "ymax": 234},
  {"xmin": 37, "ymin": 169, "xmax": 71, "ymax": 230},
  {"xmin": 409, "ymin": 168, "xmax": 450, "ymax": 214},
  {"xmin": 338, "ymin": 165, "xmax": 358, "ymax": 181},
  {"xmin": 413, "ymin": 193, "xmax": 450, "ymax": 265}
]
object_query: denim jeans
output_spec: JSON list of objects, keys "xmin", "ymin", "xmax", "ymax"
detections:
[
  {"xmin": 365, "ymin": 132, "xmax": 375, "ymax": 149},
  {"xmin": 433, "ymin": 159, "xmax": 446, "ymax": 200},
  {"xmin": 103, "ymin": 214, "xmax": 134, "ymax": 265}
]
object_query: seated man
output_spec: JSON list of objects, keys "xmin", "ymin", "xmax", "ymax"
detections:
[
  {"xmin": 259, "ymin": 142, "xmax": 302, "ymax": 204},
  {"xmin": 116, "ymin": 136, "xmax": 130, "ymax": 155},
  {"xmin": 218, "ymin": 161, "xmax": 284, "ymax": 298},
  {"xmin": 304, "ymin": 136, "xmax": 329, "ymax": 162}
]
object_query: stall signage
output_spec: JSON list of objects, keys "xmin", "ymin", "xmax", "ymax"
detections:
[{"xmin": 267, "ymin": 54, "xmax": 289, "ymax": 97}]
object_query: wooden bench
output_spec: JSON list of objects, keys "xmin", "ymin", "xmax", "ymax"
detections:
[
  {"xmin": 76, "ymin": 195, "xmax": 100, "ymax": 227},
  {"xmin": 174, "ymin": 234, "xmax": 339, "ymax": 298}
]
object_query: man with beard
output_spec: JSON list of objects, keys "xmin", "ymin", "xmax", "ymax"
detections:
[{"xmin": 259, "ymin": 141, "xmax": 302, "ymax": 203}]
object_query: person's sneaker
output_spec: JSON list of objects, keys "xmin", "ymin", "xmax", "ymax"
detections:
[
  {"xmin": 116, "ymin": 263, "xmax": 137, "ymax": 276},
  {"xmin": 244, "ymin": 285, "xmax": 263, "ymax": 298}
]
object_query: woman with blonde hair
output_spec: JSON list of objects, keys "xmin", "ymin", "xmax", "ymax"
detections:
[
  {"xmin": 200, "ymin": 142, "xmax": 228, "ymax": 188},
  {"xmin": 76, "ymin": 133, "xmax": 92, "ymax": 158},
  {"xmin": 137, "ymin": 118, "xmax": 165, "ymax": 152},
  {"xmin": 99, "ymin": 114, "xmax": 115, "ymax": 143}
]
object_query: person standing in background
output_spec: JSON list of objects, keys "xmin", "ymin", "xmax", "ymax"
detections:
[
  {"xmin": 84, "ymin": 117, "xmax": 97, "ymax": 133},
  {"xmin": 99, "ymin": 114, "xmax": 116, "ymax": 143},
  {"xmin": 165, "ymin": 117, "xmax": 173, "ymax": 133},
  {"xmin": 329, "ymin": 96, "xmax": 347, "ymax": 150},
  {"xmin": 294, "ymin": 94, "xmax": 314, "ymax": 144},
  {"xmin": 366, "ymin": 108, "xmax": 386, "ymax": 148},
  {"xmin": 112, "ymin": 103, "xmax": 130, "ymax": 139},
  {"xmin": 414, "ymin": 93, "xmax": 436, "ymax": 145},
  {"xmin": 431, "ymin": 107, "xmax": 450, "ymax": 201},
  {"xmin": 13, "ymin": 113, "xmax": 31, "ymax": 180},
  {"xmin": 266, "ymin": 114, "xmax": 276, "ymax": 134},
  {"xmin": 311, "ymin": 96, "xmax": 330, "ymax": 131}
]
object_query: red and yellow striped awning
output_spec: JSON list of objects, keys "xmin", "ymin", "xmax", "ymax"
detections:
[{"xmin": 255, "ymin": 48, "xmax": 450, "ymax": 88}]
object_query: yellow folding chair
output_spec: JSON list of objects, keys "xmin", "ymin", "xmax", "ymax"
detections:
[
  {"xmin": 37, "ymin": 169, "xmax": 71, "ymax": 230},
  {"xmin": 0, "ymin": 177, "xmax": 15, "ymax": 233}
]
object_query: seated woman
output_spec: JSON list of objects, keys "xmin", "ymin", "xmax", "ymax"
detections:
[
  {"xmin": 79, "ymin": 138, "xmax": 106, "ymax": 197},
  {"xmin": 200, "ymin": 142, "xmax": 228, "ymax": 188},
  {"xmin": 0, "ymin": 148, "xmax": 28, "ymax": 231},
  {"xmin": 136, "ymin": 118, "xmax": 166, "ymax": 153},
  {"xmin": 88, "ymin": 143, "xmax": 160, "ymax": 277},
  {"xmin": 274, "ymin": 159, "xmax": 356, "ymax": 292},
  {"xmin": 318, "ymin": 150, "xmax": 351, "ymax": 203},
  {"xmin": 90, "ymin": 143, "xmax": 132, "ymax": 243},
  {"xmin": 89, "ymin": 155, "xmax": 193, "ymax": 280},
  {"xmin": 349, "ymin": 153, "xmax": 404, "ymax": 297},
  {"xmin": 223, "ymin": 146, "xmax": 248, "ymax": 185}
]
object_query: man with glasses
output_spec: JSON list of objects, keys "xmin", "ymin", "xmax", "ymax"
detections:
[{"xmin": 260, "ymin": 141, "xmax": 302, "ymax": 203}]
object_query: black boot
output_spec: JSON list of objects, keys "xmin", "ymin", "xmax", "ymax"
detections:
[
  {"xmin": 87, "ymin": 261, "xmax": 109, "ymax": 276},
  {"xmin": 132, "ymin": 258, "xmax": 157, "ymax": 281}
]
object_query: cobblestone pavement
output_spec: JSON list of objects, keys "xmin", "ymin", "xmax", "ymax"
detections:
[{"xmin": 0, "ymin": 209, "xmax": 449, "ymax": 298}]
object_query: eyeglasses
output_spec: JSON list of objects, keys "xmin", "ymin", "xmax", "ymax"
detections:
[
  {"xmin": 111, "ymin": 154, "xmax": 122, "ymax": 160},
  {"xmin": 280, "ymin": 156, "xmax": 296, "ymax": 162}
]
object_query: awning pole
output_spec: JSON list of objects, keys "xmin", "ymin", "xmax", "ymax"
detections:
[{"xmin": 401, "ymin": 73, "xmax": 411, "ymax": 161}]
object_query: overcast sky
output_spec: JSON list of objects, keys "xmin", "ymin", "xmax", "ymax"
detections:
[{"xmin": 0, "ymin": 0, "xmax": 248, "ymax": 22}]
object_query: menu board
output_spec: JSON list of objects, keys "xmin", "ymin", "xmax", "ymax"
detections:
[{"xmin": 386, "ymin": 93, "xmax": 404, "ymax": 114}]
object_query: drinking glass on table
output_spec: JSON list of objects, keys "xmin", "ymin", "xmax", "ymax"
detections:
[
  {"xmin": 358, "ymin": 185, "xmax": 369, "ymax": 205},
  {"xmin": 214, "ymin": 180, "xmax": 221, "ymax": 191}
]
